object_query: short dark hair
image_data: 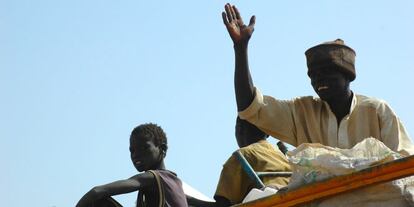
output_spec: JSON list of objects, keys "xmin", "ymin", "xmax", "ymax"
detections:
[{"xmin": 130, "ymin": 123, "xmax": 168, "ymax": 153}]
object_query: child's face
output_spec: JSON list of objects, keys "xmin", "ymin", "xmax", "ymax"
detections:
[{"xmin": 129, "ymin": 135, "xmax": 162, "ymax": 172}]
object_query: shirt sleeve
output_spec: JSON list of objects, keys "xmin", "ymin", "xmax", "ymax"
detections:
[
  {"xmin": 214, "ymin": 154, "xmax": 246, "ymax": 204},
  {"xmin": 238, "ymin": 87, "xmax": 298, "ymax": 146},
  {"xmin": 378, "ymin": 101, "xmax": 414, "ymax": 156}
]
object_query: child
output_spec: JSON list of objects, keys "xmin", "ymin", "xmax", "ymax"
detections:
[
  {"xmin": 76, "ymin": 123, "xmax": 188, "ymax": 207},
  {"xmin": 187, "ymin": 117, "xmax": 291, "ymax": 206}
]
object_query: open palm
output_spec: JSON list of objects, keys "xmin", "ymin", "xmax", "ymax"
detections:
[{"xmin": 222, "ymin": 4, "xmax": 256, "ymax": 44}]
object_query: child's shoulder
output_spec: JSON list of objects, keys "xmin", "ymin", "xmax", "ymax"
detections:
[{"xmin": 149, "ymin": 169, "xmax": 180, "ymax": 180}]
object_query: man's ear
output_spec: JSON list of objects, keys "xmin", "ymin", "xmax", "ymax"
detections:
[
  {"xmin": 161, "ymin": 150, "xmax": 167, "ymax": 158},
  {"xmin": 160, "ymin": 144, "xmax": 167, "ymax": 156}
]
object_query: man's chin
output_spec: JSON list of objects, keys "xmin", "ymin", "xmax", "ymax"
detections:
[{"xmin": 317, "ymin": 93, "xmax": 334, "ymax": 102}]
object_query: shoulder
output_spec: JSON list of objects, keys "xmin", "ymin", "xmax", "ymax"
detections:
[
  {"xmin": 128, "ymin": 171, "xmax": 157, "ymax": 188},
  {"xmin": 147, "ymin": 170, "xmax": 186, "ymax": 190},
  {"xmin": 262, "ymin": 93, "xmax": 320, "ymax": 105},
  {"xmin": 292, "ymin": 96, "xmax": 323, "ymax": 104},
  {"xmin": 289, "ymin": 96, "xmax": 325, "ymax": 111},
  {"xmin": 355, "ymin": 94, "xmax": 393, "ymax": 111},
  {"xmin": 224, "ymin": 143, "xmax": 268, "ymax": 167},
  {"xmin": 238, "ymin": 141, "xmax": 290, "ymax": 167},
  {"xmin": 131, "ymin": 171, "xmax": 156, "ymax": 180},
  {"xmin": 150, "ymin": 169, "xmax": 180, "ymax": 180},
  {"xmin": 239, "ymin": 140, "xmax": 269, "ymax": 152},
  {"xmin": 238, "ymin": 140, "xmax": 281, "ymax": 157}
]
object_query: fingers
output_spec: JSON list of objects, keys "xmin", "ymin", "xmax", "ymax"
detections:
[
  {"xmin": 222, "ymin": 12, "xmax": 229, "ymax": 25},
  {"xmin": 248, "ymin": 15, "xmax": 256, "ymax": 28},
  {"xmin": 233, "ymin": 5, "xmax": 242, "ymax": 20},
  {"xmin": 223, "ymin": 3, "xmax": 251, "ymax": 27},
  {"xmin": 224, "ymin": 3, "xmax": 234, "ymax": 22}
]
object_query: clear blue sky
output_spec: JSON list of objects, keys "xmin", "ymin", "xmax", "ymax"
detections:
[{"xmin": 1, "ymin": 1, "xmax": 413, "ymax": 206}]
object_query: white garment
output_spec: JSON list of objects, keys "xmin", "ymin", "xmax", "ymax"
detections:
[{"xmin": 239, "ymin": 88, "xmax": 414, "ymax": 155}]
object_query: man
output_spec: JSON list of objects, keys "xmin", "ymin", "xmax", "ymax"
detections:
[
  {"xmin": 187, "ymin": 118, "xmax": 291, "ymax": 207},
  {"xmin": 221, "ymin": 3, "xmax": 414, "ymax": 155}
]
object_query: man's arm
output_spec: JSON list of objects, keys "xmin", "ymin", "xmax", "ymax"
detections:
[
  {"xmin": 222, "ymin": 3, "xmax": 256, "ymax": 111},
  {"xmin": 378, "ymin": 102, "xmax": 414, "ymax": 155},
  {"xmin": 76, "ymin": 172, "xmax": 154, "ymax": 207}
]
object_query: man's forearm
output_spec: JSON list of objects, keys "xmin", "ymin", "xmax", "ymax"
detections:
[{"xmin": 234, "ymin": 43, "xmax": 255, "ymax": 112}]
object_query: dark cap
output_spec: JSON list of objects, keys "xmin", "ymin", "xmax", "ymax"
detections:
[{"xmin": 305, "ymin": 39, "xmax": 356, "ymax": 81}]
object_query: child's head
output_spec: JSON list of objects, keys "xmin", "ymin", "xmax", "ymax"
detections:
[
  {"xmin": 235, "ymin": 117, "xmax": 268, "ymax": 148},
  {"xmin": 129, "ymin": 123, "xmax": 168, "ymax": 172}
]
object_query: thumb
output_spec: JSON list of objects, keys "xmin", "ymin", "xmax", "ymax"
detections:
[{"xmin": 248, "ymin": 15, "xmax": 256, "ymax": 28}]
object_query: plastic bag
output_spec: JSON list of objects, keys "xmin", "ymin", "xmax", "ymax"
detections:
[
  {"xmin": 286, "ymin": 137, "xmax": 413, "ymax": 207},
  {"xmin": 242, "ymin": 187, "xmax": 278, "ymax": 203}
]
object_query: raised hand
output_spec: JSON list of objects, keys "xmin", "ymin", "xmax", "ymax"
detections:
[{"xmin": 222, "ymin": 3, "xmax": 256, "ymax": 45}]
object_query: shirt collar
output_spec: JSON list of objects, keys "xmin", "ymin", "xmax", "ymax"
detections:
[
  {"xmin": 349, "ymin": 91, "xmax": 357, "ymax": 114},
  {"xmin": 319, "ymin": 91, "xmax": 357, "ymax": 115}
]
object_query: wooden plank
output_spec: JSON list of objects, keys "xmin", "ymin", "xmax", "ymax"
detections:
[{"xmin": 235, "ymin": 155, "xmax": 414, "ymax": 207}]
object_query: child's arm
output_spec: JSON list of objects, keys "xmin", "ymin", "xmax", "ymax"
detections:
[{"xmin": 76, "ymin": 172, "xmax": 154, "ymax": 207}]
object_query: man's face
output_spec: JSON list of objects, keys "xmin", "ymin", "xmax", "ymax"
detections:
[
  {"xmin": 129, "ymin": 135, "xmax": 162, "ymax": 172},
  {"xmin": 309, "ymin": 67, "xmax": 350, "ymax": 101}
]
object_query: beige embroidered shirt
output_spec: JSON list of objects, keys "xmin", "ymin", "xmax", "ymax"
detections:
[{"xmin": 239, "ymin": 88, "xmax": 414, "ymax": 155}]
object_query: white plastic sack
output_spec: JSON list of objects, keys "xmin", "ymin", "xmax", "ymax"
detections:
[
  {"xmin": 287, "ymin": 137, "xmax": 414, "ymax": 207},
  {"xmin": 242, "ymin": 187, "xmax": 278, "ymax": 203}
]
